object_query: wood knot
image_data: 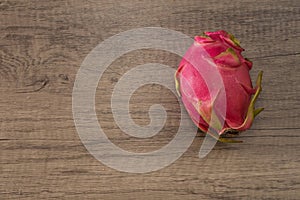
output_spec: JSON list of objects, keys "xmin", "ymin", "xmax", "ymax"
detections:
[{"xmin": 16, "ymin": 76, "xmax": 49, "ymax": 93}]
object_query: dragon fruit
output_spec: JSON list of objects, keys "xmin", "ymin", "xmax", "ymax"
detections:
[{"xmin": 175, "ymin": 30, "xmax": 263, "ymax": 140}]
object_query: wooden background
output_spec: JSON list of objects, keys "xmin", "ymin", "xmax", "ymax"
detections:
[{"xmin": 1, "ymin": 0, "xmax": 299, "ymax": 199}]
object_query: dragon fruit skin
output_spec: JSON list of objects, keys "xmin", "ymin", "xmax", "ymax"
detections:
[{"xmin": 175, "ymin": 30, "xmax": 263, "ymax": 135}]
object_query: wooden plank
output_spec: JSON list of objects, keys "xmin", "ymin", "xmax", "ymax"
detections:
[
  {"xmin": 0, "ymin": 0, "xmax": 299, "ymax": 199},
  {"xmin": 0, "ymin": 129, "xmax": 299, "ymax": 199}
]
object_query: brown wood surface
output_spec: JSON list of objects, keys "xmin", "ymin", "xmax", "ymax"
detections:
[{"xmin": 1, "ymin": 0, "xmax": 300, "ymax": 199}]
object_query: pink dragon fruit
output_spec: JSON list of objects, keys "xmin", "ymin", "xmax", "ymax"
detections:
[{"xmin": 175, "ymin": 30, "xmax": 263, "ymax": 140}]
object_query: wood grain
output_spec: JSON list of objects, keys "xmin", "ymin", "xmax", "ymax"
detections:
[{"xmin": 0, "ymin": 0, "xmax": 299, "ymax": 199}]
